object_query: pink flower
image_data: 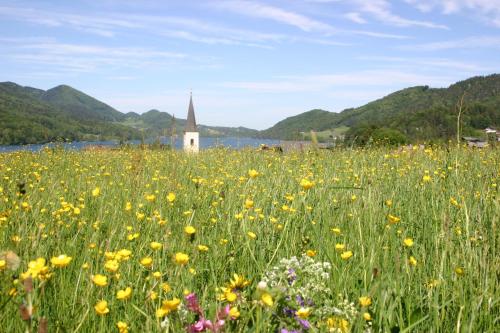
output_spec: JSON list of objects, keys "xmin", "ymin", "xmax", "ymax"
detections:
[
  {"xmin": 185, "ymin": 293, "xmax": 202, "ymax": 315},
  {"xmin": 187, "ymin": 319, "xmax": 213, "ymax": 332}
]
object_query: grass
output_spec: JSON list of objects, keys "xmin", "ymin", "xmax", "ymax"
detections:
[{"xmin": 0, "ymin": 145, "xmax": 498, "ymax": 332}]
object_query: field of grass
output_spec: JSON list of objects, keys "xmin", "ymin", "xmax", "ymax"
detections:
[{"xmin": 0, "ymin": 146, "xmax": 498, "ymax": 332}]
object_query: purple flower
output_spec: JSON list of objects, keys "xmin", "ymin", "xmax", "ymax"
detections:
[
  {"xmin": 298, "ymin": 319, "xmax": 311, "ymax": 330},
  {"xmin": 287, "ymin": 269, "xmax": 297, "ymax": 285},
  {"xmin": 185, "ymin": 293, "xmax": 202, "ymax": 315},
  {"xmin": 280, "ymin": 329, "xmax": 299, "ymax": 333}
]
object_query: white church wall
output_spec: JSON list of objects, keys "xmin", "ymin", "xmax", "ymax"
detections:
[{"xmin": 183, "ymin": 131, "xmax": 199, "ymax": 153}]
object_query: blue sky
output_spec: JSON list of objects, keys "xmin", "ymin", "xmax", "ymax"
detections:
[{"xmin": 1, "ymin": 0, "xmax": 499, "ymax": 129}]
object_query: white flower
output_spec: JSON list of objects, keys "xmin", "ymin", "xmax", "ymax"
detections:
[{"xmin": 257, "ymin": 281, "xmax": 268, "ymax": 290}]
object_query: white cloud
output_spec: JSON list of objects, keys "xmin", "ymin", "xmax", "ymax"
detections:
[
  {"xmin": 214, "ymin": 0, "xmax": 336, "ymax": 33},
  {"xmin": 0, "ymin": 39, "xmax": 196, "ymax": 72},
  {"xmin": 405, "ymin": 0, "xmax": 500, "ymax": 27},
  {"xmin": 345, "ymin": 12, "xmax": 367, "ymax": 24},
  {"xmin": 352, "ymin": 0, "xmax": 448, "ymax": 29},
  {"xmin": 399, "ymin": 36, "xmax": 500, "ymax": 51},
  {"xmin": 357, "ymin": 56, "xmax": 496, "ymax": 72},
  {"xmin": 220, "ymin": 70, "xmax": 455, "ymax": 93}
]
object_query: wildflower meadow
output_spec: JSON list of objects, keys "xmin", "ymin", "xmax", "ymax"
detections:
[{"xmin": 0, "ymin": 145, "xmax": 498, "ymax": 332}]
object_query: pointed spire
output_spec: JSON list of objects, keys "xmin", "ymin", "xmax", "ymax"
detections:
[{"xmin": 185, "ymin": 92, "xmax": 197, "ymax": 132}]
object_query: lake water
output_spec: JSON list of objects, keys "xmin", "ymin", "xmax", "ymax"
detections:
[{"xmin": 0, "ymin": 137, "xmax": 280, "ymax": 153}]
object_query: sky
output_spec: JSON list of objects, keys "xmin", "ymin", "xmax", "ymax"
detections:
[{"xmin": 1, "ymin": 0, "xmax": 499, "ymax": 130}]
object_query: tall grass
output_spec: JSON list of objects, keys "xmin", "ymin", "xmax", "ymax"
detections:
[{"xmin": 0, "ymin": 146, "xmax": 498, "ymax": 332}]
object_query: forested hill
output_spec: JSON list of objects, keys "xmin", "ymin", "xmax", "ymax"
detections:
[
  {"xmin": 0, "ymin": 82, "xmax": 257, "ymax": 145},
  {"xmin": 260, "ymin": 74, "xmax": 500, "ymax": 142},
  {"xmin": 2, "ymin": 74, "xmax": 499, "ymax": 145},
  {"xmin": 0, "ymin": 82, "xmax": 140, "ymax": 145}
]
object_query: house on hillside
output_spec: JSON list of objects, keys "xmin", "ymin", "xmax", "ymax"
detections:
[
  {"xmin": 484, "ymin": 127, "xmax": 500, "ymax": 142},
  {"xmin": 462, "ymin": 136, "xmax": 488, "ymax": 148}
]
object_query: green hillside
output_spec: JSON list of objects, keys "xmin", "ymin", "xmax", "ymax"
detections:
[
  {"xmin": 261, "ymin": 74, "xmax": 500, "ymax": 143},
  {"xmin": 258, "ymin": 109, "xmax": 338, "ymax": 140},
  {"xmin": 40, "ymin": 85, "xmax": 125, "ymax": 122},
  {"xmin": 0, "ymin": 82, "xmax": 141, "ymax": 145},
  {"xmin": 120, "ymin": 109, "xmax": 259, "ymax": 138},
  {"xmin": 0, "ymin": 82, "xmax": 258, "ymax": 145}
]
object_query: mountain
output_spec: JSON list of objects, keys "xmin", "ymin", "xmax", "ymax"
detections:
[
  {"xmin": 40, "ymin": 85, "xmax": 125, "ymax": 122},
  {"xmin": 261, "ymin": 74, "xmax": 500, "ymax": 142},
  {"xmin": 0, "ymin": 82, "xmax": 258, "ymax": 145},
  {"xmin": 259, "ymin": 109, "xmax": 338, "ymax": 140},
  {"xmin": 120, "ymin": 109, "xmax": 259, "ymax": 138},
  {"xmin": 0, "ymin": 82, "xmax": 141, "ymax": 145}
]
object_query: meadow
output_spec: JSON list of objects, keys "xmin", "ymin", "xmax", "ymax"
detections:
[{"xmin": 0, "ymin": 145, "xmax": 498, "ymax": 332}]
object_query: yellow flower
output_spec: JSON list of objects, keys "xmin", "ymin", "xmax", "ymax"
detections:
[
  {"xmin": 261, "ymin": 292, "xmax": 273, "ymax": 306},
  {"xmin": 306, "ymin": 250, "xmax": 316, "ymax": 257},
  {"xmin": 156, "ymin": 297, "xmax": 181, "ymax": 317},
  {"xmin": 219, "ymin": 288, "xmax": 238, "ymax": 302},
  {"xmin": 105, "ymin": 260, "xmax": 120, "ymax": 273},
  {"xmin": 229, "ymin": 273, "xmax": 250, "ymax": 290},
  {"xmin": 156, "ymin": 308, "xmax": 169, "ymax": 318},
  {"xmin": 363, "ymin": 312, "xmax": 372, "ymax": 321},
  {"xmin": 167, "ymin": 192, "xmax": 176, "ymax": 203},
  {"xmin": 229, "ymin": 306, "xmax": 240, "ymax": 319},
  {"xmin": 327, "ymin": 317, "xmax": 349, "ymax": 332},
  {"xmin": 161, "ymin": 282, "xmax": 172, "ymax": 292},
  {"xmin": 197, "ymin": 245, "xmax": 209, "ymax": 252},
  {"xmin": 50, "ymin": 254, "xmax": 72, "ymax": 268},
  {"xmin": 22, "ymin": 258, "xmax": 50, "ymax": 280},
  {"xmin": 340, "ymin": 251, "xmax": 353, "ymax": 260},
  {"xmin": 299, "ymin": 178, "xmax": 314, "ymax": 190},
  {"xmin": 296, "ymin": 307, "xmax": 312, "ymax": 319},
  {"xmin": 150, "ymin": 242, "xmax": 162, "ymax": 250},
  {"xmin": 163, "ymin": 298, "xmax": 181, "ymax": 310},
  {"xmin": 359, "ymin": 296, "xmax": 372, "ymax": 307},
  {"xmin": 387, "ymin": 214, "xmax": 401, "ymax": 224},
  {"xmin": 455, "ymin": 267, "xmax": 464, "ymax": 276},
  {"xmin": 247, "ymin": 231, "xmax": 257, "ymax": 239},
  {"xmin": 116, "ymin": 321, "xmax": 129, "ymax": 333},
  {"xmin": 422, "ymin": 174, "xmax": 432, "ymax": 182},
  {"xmin": 145, "ymin": 194, "xmax": 156, "ymax": 202},
  {"xmin": 94, "ymin": 300, "xmax": 109, "ymax": 315},
  {"xmin": 116, "ymin": 287, "xmax": 132, "ymax": 300},
  {"xmin": 335, "ymin": 243, "xmax": 346, "ymax": 251},
  {"xmin": 331, "ymin": 228, "xmax": 341, "ymax": 234},
  {"xmin": 244, "ymin": 199, "xmax": 254, "ymax": 209},
  {"xmin": 92, "ymin": 274, "xmax": 108, "ymax": 287},
  {"xmin": 248, "ymin": 169, "xmax": 259, "ymax": 178},
  {"xmin": 0, "ymin": 259, "xmax": 6, "ymax": 270},
  {"xmin": 140, "ymin": 257, "xmax": 153, "ymax": 268},
  {"xmin": 408, "ymin": 256, "xmax": 417, "ymax": 266},
  {"xmin": 92, "ymin": 187, "xmax": 100, "ymax": 197},
  {"xmin": 125, "ymin": 202, "xmax": 132, "ymax": 211},
  {"xmin": 403, "ymin": 238, "xmax": 414, "ymax": 247},
  {"xmin": 174, "ymin": 252, "xmax": 189, "ymax": 265},
  {"xmin": 184, "ymin": 226, "xmax": 196, "ymax": 235},
  {"xmin": 116, "ymin": 249, "xmax": 132, "ymax": 261}
]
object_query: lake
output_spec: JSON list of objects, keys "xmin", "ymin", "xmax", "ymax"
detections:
[{"xmin": 0, "ymin": 137, "xmax": 281, "ymax": 153}]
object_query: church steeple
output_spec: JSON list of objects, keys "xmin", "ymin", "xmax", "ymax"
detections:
[
  {"xmin": 183, "ymin": 92, "xmax": 199, "ymax": 153},
  {"xmin": 185, "ymin": 92, "xmax": 197, "ymax": 132}
]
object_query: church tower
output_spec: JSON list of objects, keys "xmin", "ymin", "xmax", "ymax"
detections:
[{"xmin": 183, "ymin": 93, "xmax": 199, "ymax": 153}]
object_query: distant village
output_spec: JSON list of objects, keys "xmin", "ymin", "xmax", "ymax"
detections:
[{"xmin": 462, "ymin": 127, "xmax": 500, "ymax": 148}]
